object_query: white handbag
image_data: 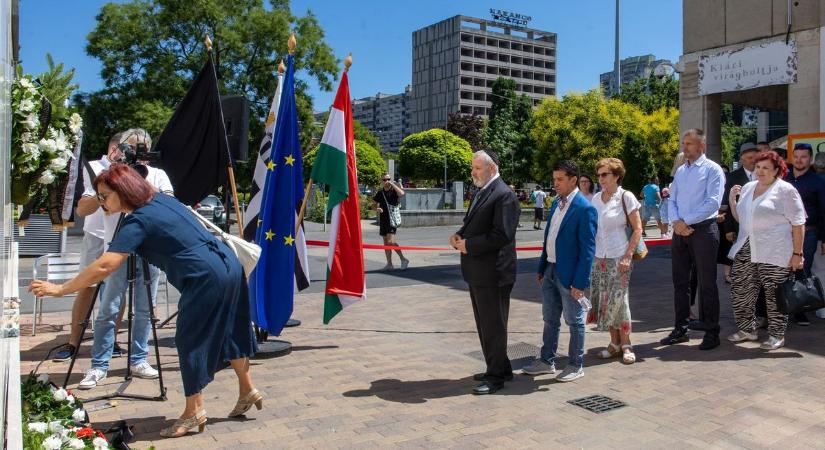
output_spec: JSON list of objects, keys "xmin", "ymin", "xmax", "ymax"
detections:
[{"xmin": 189, "ymin": 208, "xmax": 261, "ymax": 278}]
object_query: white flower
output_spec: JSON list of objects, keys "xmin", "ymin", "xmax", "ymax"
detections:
[
  {"xmin": 67, "ymin": 438, "xmax": 85, "ymax": 449},
  {"xmin": 52, "ymin": 387, "xmax": 68, "ymax": 401},
  {"xmin": 72, "ymin": 408, "xmax": 86, "ymax": 422},
  {"xmin": 92, "ymin": 436, "xmax": 108, "ymax": 449},
  {"xmin": 66, "ymin": 394, "xmax": 76, "ymax": 405},
  {"xmin": 39, "ymin": 138, "xmax": 57, "ymax": 155},
  {"xmin": 41, "ymin": 435, "xmax": 62, "ymax": 450},
  {"xmin": 27, "ymin": 422, "xmax": 47, "ymax": 433},
  {"xmin": 53, "ymin": 129, "xmax": 69, "ymax": 152},
  {"xmin": 19, "ymin": 78, "xmax": 33, "ymax": 89},
  {"xmin": 23, "ymin": 114, "xmax": 39, "ymax": 130},
  {"xmin": 69, "ymin": 113, "xmax": 83, "ymax": 134},
  {"xmin": 21, "ymin": 132, "xmax": 32, "ymax": 142},
  {"xmin": 49, "ymin": 156, "xmax": 68, "ymax": 171},
  {"xmin": 48, "ymin": 420, "xmax": 63, "ymax": 434},
  {"xmin": 38, "ymin": 170, "xmax": 56, "ymax": 185},
  {"xmin": 36, "ymin": 373, "xmax": 49, "ymax": 384},
  {"xmin": 18, "ymin": 98, "xmax": 35, "ymax": 112}
]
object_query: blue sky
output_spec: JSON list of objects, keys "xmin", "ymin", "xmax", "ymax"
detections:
[{"xmin": 19, "ymin": 0, "xmax": 682, "ymax": 110}]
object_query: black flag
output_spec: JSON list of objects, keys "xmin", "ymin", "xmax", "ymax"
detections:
[{"xmin": 155, "ymin": 59, "xmax": 229, "ymax": 206}]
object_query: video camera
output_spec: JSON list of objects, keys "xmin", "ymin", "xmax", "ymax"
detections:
[{"xmin": 118, "ymin": 142, "xmax": 161, "ymax": 166}]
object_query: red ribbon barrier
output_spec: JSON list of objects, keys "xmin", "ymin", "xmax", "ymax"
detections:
[{"xmin": 305, "ymin": 238, "xmax": 673, "ymax": 252}]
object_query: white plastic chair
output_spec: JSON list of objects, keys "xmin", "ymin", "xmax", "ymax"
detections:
[{"xmin": 31, "ymin": 253, "xmax": 82, "ymax": 336}]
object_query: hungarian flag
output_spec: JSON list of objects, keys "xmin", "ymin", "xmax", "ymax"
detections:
[{"xmin": 311, "ymin": 71, "xmax": 365, "ymax": 323}]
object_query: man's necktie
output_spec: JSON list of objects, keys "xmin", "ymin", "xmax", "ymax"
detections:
[{"xmin": 559, "ymin": 195, "xmax": 568, "ymax": 211}]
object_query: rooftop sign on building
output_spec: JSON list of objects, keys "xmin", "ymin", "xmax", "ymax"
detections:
[{"xmin": 489, "ymin": 8, "xmax": 532, "ymax": 27}]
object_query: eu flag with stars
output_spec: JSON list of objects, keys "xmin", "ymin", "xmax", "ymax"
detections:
[{"xmin": 249, "ymin": 54, "xmax": 305, "ymax": 336}]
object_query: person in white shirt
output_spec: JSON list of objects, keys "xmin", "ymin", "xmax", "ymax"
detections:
[
  {"xmin": 531, "ymin": 186, "xmax": 548, "ymax": 230},
  {"xmin": 51, "ymin": 133, "xmax": 125, "ymax": 362},
  {"xmin": 79, "ymin": 128, "xmax": 173, "ymax": 389},
  {"xmin": 590, "ymin": 158, "xmax": 643, "ymax": 364},
  {"xmin": 727, "ymin": 151, "xmax": 805, "ymax": 350}
]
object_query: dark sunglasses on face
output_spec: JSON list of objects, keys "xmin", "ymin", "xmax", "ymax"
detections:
[{"xmin": 597, "ymin": 172, "xmax": 611, "ymax": 178}]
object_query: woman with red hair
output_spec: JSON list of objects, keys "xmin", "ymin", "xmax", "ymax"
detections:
[
  {"xmin": 30, "ymin": 164, "xmax": 260, "ymax": 438},
  {"xmin": 727, "ymin": 151, "xmax": 806, "ymax": 350}
]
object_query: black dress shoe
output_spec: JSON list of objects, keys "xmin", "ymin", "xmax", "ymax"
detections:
[
  {"xmin": 472, "ymin": 381, "xmax": 503, "ymax": 395},
  {"xmin": 698, "ymin": 334, "xmax": 720, "ymax": 350},
  {"xmin": 660, "ymin": 329, "xmax": 689, "ymax": 345},
  {"xmin": 473, "ymin": 373, "xmax": 514, "ymax": 382}
]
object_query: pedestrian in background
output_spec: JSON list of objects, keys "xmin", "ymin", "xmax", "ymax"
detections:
[
  {"xmin": 578, "ymin": 174, "xmax": 596, "ymax": 202},
  {"xmin": 373, "ymin": 174, "xmax": 410, "ymax": 271}
]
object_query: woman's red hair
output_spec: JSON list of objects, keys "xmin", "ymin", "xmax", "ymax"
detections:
[
  {"xmin": 755, "ymin": 151, "xmax": 788, "ymax": 179},
  {"xmin": 94, "ymin": 163, "xmax": 155, "ymax": 209}
]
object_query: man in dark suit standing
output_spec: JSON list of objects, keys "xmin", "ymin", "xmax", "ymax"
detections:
[
  {"xmin": 450, "ymin": 149, "xmax": 520, "ymax": 395},
  {"xmin": 522, "ymin": 160, "xmax": 597, "ymax": 382}
]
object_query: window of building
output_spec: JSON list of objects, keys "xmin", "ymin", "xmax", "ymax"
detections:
[
  {"xmin": 523, "ymin": 44, "xmax": 533, "ymax": 53},
  {"xmin": 461, "ymin": 33, "xmax": 473, "ymax": 43},
  {"xmin": 461, "ymin": 20, "xmax": 481, "ymax": 30},
  {"xmin": 461, "ymin": 48, "xmax": 472, "ymax": 57},
  {"xmin": 486, "ymin": 66, "xmax": 497, "ymax": 75},
  {"xmin": 512, "ymin": 56, "xmax": 522, "ymax": 65},
  {"xmin": 512, "ymin": 42, "xmax": 523, "ymax": 52},
  {"xmin": 500, "ymin": 68, "xmax": 510, "ymax": 76},
  {"xmin": 461, "ymin": 76, "xmax": 472, "ymax": 85},
  {"xmin": 498, "ymin": 40, "xmax": 510, "ymax": 49},
  {"xmin": 498, "ymin": 54, "xmax": 509, "ymax": 63},
  {"xmin": 461, "ymin": 90, "xmax": 472, "ymax": 100},
  {"xmin": 486, "ymin": 38, "xmax": 498, "ymax": 47},
  {"xmin": 512, "ymin": 69, "xmax": 522, "ymax": 78}
]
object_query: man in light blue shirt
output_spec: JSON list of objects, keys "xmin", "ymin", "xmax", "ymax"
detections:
[{"xmin": 661, "ymin": 128, "xmax": 726, "ymax": 351}]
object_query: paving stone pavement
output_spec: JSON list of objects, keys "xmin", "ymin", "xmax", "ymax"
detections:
[{"xmin": 18, "ymin": 225, "xmax": 825, "ymax": 449}]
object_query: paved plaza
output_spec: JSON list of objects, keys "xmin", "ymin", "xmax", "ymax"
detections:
[{"xmin": 17, "ymin": 220, "xmax": 825, "ymax": 449}]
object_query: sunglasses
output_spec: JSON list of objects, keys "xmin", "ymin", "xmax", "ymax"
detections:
[
  {"xmin": 382, "ymin": 178, "xmax": 391, "ymax": 181},
  {"xmin": 596, "ymin": 172, "xmax": 612, "ymax": 178},
  {"xmin": 96, "ymin": 191, "xmax": 112, "ymax": 202}
]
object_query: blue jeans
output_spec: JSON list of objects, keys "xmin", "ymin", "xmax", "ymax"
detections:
[
  {"xmin": 540, "ymin": 263, "xmax": 586, "ymax": 368},
  {"xmin": 803, "ymin": 229, "xmax": 818, "ymax": 276},
  {"xmin": 91, "ymin": 259, "xmax": 159, "ymax": 370}
]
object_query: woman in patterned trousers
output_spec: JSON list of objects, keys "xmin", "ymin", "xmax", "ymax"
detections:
[
  {"xmin": 590, "ymin": 158, "xmax": 643, "ymax": 364},
  {"xmin": 727, "ymin": 151, "xmax": 806, "ymax": 350}
]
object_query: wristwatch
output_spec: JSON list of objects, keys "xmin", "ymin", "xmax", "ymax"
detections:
[{"xmin": 793, "ymin": 252, "xmax": 803, "ymax": 256}]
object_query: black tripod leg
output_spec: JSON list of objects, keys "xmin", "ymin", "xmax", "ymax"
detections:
[
  {"xmin": 124, "ymin": 254, "xmax": 135, "ymax": 380},
  {"xmin": 142, "ymin": 258, "xmax": 167, "ymax": 400},
  {"xmin": 158, "ymin": 310, "xmax": 178, "ymax": 328},
  {"xmin": 63, "ymin": 283, "xmax": 103, "ymax": 389}
]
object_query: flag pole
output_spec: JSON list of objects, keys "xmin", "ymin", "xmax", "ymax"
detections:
[
  {"xmin": 205, "ymin": 34, "xmax": 245, "ymax": 239},
  {"xmin": 294, "ymin": 54, "xmax": 351, "ymax": 237}
]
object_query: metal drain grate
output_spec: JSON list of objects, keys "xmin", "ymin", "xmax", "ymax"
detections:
[
  {"xmin": 466, "ymin": 342, "xmax": 539, "ymax": 370},
  {"xmin": 568, "ymin": 395, "xmax": 626, "ymax": 414}
]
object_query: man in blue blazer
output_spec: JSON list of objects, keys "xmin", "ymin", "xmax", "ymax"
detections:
[{"xmin": 523, "ymin": 160, "xmax": 597, "ymax": 382}]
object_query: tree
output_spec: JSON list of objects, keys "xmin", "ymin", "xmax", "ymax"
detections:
[
  {"xmin": 484, "ymin": 77, "xmax": 535, "ymax": 184},
  {"xmin": 613, "ymin": 73, "xmax": 679, "ymax": 114},
  {"xmin": 304, "ymin": 139, "xmax": 385, "ymax": 188},
  {"xmin": 397, "ymin": 129, "xmax": 473, "ymax": 185},
  {"xmin": 531, "ymin": 90, "xmax": 680, "ymax": 193},
  {"xmin": 446, "ymin": 113, "xmax": 484, "ymax": 151},
  {"xmin": 82, "ymin": 0, "xmax": 339, "ymax": 185}
]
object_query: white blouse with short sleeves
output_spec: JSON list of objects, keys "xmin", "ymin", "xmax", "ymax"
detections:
[{"xmin": 592, "ymin": 188, "xmax": 641, "ymax": 259}]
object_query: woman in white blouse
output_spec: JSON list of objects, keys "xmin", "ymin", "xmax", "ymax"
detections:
[
  {"xmin": 590, "ymin": 158, "xmax": 643, "ymax": 364},
  {"xmin": 727, "ymin": 151, "xmax": 805, "ymax": 350}
]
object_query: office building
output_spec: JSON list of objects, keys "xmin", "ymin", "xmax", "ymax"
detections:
[
  {"xmin": 351, "ymin": 86, "xmax": 411, "ymax": 153},
  {"xmin": 409, "ymin": 14, "xmax": 557, "ymax": 133},
  {"xmin": 599, "ymin": 54, "xmax": 672, "ymax": 97}
]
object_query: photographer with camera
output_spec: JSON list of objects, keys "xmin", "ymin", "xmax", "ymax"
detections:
[
  {"xmin": 76, "ymin": 128, "xmax": 173, "ymax": 390},
  {"xmin": 52, "ymin": 132, "xmax": 128, "ymax": 362}
]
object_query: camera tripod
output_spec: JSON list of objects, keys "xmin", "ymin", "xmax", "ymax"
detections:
[{"xmin": 63, "ymin": 215, "xmax": 166, "ymax": 402}]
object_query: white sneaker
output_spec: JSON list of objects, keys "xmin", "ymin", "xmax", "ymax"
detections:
[
  {"xmin": 78, "ymin": 368, "xmax": 107, "ymax": 390},
  {"xmin": 130, "ymin": 362, "xmax": 159, "ymax": 379},
  {"xmin": 760, "ymin": 336, "xmax": 785, "ymax": 350},
  {"xmin": 380, "ymin": 263, "xmax": 394, "ymax": 271},
  {"xmin": 555, "ymin": 365, "xmax": 584, "ymax": 382},
  {"xmin": 400, "ymin": 258, "xmax": 410, "ymax": 270},
  {"xmin": 522, "ymin": 359, "xmax": 556, "ymax": 375},
  {"xmin": 727, "ymin": 330, "xmax": 758, "ymax": 343}
]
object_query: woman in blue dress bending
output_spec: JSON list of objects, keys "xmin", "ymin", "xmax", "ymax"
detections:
[{"xmin": 30, "ymin": 164, "xmax": 261, "ymax": 438}]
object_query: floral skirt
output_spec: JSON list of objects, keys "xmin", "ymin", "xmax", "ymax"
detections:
[{"xmin": 590, "ymin": 257, "xmax": 633, "ymax": 333}]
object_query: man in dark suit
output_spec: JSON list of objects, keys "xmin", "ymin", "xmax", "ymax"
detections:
[
  {"xmin": 450, "ymin": 149, "xmax": 520, "ymax": 395},
  {"xmin": 523, "ymin": 160, "xmax": 597, "ymax": 382}
]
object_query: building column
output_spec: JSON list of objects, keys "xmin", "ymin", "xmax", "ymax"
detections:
[
  {"xmin": 789, "ymin": 29, "xmax": 821, "ymax": 134},
  {"xmin": 757, "ymin": 111, "xmax": 770, "ymax": 142},
  {"xmin": 678, "ymin": 59, "xmax": 722, "ymax": 163},
  {"xmin": 704, "ymin": 94, "xmax": 722, "ymax": 163}
]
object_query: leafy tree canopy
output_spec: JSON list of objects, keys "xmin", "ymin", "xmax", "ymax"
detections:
[
  {"xmin": 447, "ymin": 113, "xmax": 484, "ymax": 151},
  {"xmin": 397, "ymin": 129, "xmax": 473, "ymax": 186},
  {"xmin": 79, "ymin": 0, "xmax": 339, "ymax": 182},
  {"xmin": 613, "ymin": 73, "xmax": 679, "ymax": 114}
]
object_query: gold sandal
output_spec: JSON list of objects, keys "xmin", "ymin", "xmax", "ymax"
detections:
[
  {"xmin": 228, "ymin": 388, "xmax": 264, "ymax": 417},
  {"xmin": 597, "ymin": 342, "xmax": 621, "ymax": 359},
  {"xmin": 160, "ymin": 409, "xmax": 207, "ymax": 438}
]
